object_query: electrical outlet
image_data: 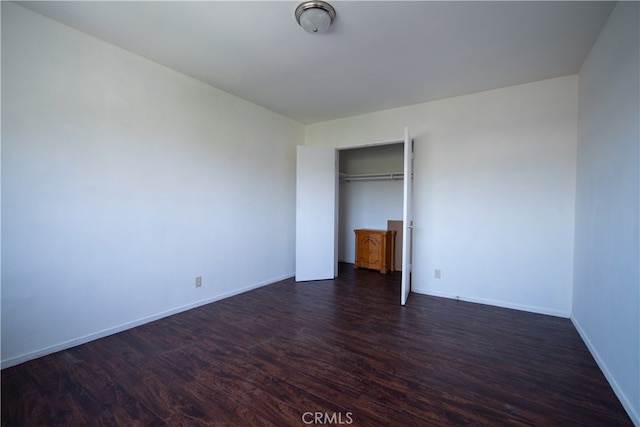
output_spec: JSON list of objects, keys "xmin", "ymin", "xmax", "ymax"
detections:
[
  {"xmin": 195, "ymin": 276, "xmax": 202, "ymax": 288},
  {"xmin": 434, "ymin": 269, "xmax": 441, "ymax": 279}
]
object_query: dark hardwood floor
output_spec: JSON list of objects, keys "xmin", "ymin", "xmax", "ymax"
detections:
[{"xmin": 2, "ymin": 263, "xmax": 633, "ymax": 426}]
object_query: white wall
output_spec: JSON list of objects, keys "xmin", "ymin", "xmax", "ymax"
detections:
[
  {"xmin": 572, "ymin": 2, "xmax": 640, "ymax": 424},
  {"xmin": 1, "ymin": 3, "xmax": 303, "ymax": 367},
  {"xmin": 338, "ymin": 144, "xmax": 404, "ymax": 263},
  {"xmin": 307, "ymin": 75, "xmax": 578, "ymax": 317},
  {"xmin": 339, "ymin": 180, "xmax": 403, "ymax": 263}
]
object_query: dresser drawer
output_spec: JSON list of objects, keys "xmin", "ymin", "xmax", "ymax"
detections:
[{"xmin": 353, "ymin": 229, "xmax": 396, "ymax": 274}]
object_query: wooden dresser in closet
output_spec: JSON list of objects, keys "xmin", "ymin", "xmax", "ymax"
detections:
[{"xmin": 353, "ymin": 229, "xmax": 396, "ymax": 274}]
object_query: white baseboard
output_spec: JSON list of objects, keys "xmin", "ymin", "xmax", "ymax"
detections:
[
  {"xmin": 1, "ymin": 272, "xmax": 295, "ymax": 369},
  {"xmin": 411, "ymin": 288, "xmax": 571, "ymax": 318},
  {"xmin": 571, "ymin": 316, "xmax": 639, "ymax": 426}
]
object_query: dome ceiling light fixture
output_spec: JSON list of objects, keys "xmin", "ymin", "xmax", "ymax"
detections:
[{"xmin": 295, "ymin": 1, "xmax": 336, "ymax": 34}]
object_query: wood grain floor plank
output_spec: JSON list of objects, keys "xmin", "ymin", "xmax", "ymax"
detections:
[{"xmin": 2, "ymin": 263, "xmax": 632, "ymax": 426}]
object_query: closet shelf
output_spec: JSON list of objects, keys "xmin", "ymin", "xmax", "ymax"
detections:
[{"xmin": 339, "ymin": 172, "xmax": 404, "ymax": 182}]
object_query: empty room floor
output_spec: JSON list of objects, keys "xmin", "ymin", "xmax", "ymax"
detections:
[{"xmin": 1, "ymin": 263, "xmax": 633, "ymax": 426}]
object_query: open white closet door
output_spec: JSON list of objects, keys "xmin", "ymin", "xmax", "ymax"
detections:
[
  {"xmin": 295, "ymin": 146, "xmax": 338, "ymax": 281},
  {"xmin": 401, "ymin": 127, "xmax": 413, "ymax": 305}
]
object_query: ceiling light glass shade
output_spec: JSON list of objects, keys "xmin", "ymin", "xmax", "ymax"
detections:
[{"xmin": 295, "ymin": 1, "xmax": 336, "ymax": 34}]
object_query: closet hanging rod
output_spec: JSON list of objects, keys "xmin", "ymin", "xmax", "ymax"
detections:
[{"xmin": 339, "ymin": 172, "xmax": 404, "ymax": 182}]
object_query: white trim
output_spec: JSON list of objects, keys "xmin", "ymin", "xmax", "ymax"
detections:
[
  {"xmin": 1, "ymin": 273, "xmax": 295, "ymax": 369},
  {"xmin": 571, "ymin": 316, "xmax": 640, "ymax": 426},
  {"xmin": 411, "ymin": 288, "xmax": 571, "ymax": 318}
]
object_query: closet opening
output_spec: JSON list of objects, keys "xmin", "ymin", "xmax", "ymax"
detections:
[
  {"xmin": 295, "ymin": 128, "xmax": 413, "ymax": 304},
  {"xmin": 337, "ymin": 142, "xmax": 405, "ymax": 273}
]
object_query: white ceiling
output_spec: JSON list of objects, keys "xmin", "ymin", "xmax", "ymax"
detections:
[{"xmin": 16, "ymin": 1, "xmax": 615, "ymax": 124}]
